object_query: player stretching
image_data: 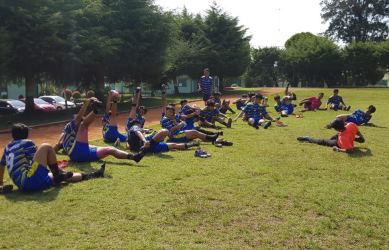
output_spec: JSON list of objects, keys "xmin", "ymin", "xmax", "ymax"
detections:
[
  {"xmin": 0, "ymin": 123, "xmax": 105, "ymax": 192},
  {"xmin": 60, "ymin": 97, "xmax": 144, "ymax": 163},
  {"xmin": 102, "ymin": 90, "xmax": 128, "ymax": 143}
]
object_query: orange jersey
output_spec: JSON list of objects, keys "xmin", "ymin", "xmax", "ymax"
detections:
[{"xmin": 337, "ymin": 122, "xmax": 358, "ymax": 150}]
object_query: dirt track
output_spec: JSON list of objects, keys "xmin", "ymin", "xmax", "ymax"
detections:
[{"xmin": 0, "ymin": 88, "xmax": 282, "ymax": 152}]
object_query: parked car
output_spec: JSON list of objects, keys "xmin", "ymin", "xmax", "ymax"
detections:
[
  {"xmin": 0, "ymin": 99, "xmax": 25, "ymax": 115},
  {"xmin": 39, "ymin": 95, "xmax": 76, "ymax": 110},
  {"xmin": 0, "ymin": 99, "xmax": 26, "ymax": 113},
  {"xmin": 21, "ymin": 98, "xmax": 56, "ymax": 112}
]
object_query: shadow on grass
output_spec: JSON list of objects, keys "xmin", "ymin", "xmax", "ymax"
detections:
[
  {"xmin": 152, "ymin": 153, "xmax": 174, "ymax": 159},
  {"xmin": 348, "ymin": 147, "xmax": 373, "ymax": 158},
  {"xmin": 3, "ymin": 186, "xmax": 61, "ymax": 202},
  {"xmin": 363, "ymin": 123, "xmax": 387, "ymax": 129}
]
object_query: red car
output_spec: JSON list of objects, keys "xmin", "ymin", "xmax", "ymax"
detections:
[{"xmin": 21, "ymin": 98, "xmax": 56, "ymax": 112}]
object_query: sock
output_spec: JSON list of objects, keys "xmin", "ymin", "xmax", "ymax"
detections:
[
  {"xmin": 127, "ymin": 154, "xmax": 134, "ymax": 160},
  {"xmin": 205, "ymin": 134, "xmax": 217, "ymax": 142},
  {"xmin": 48, "ymin": 163, "xmax": 60, "ymax": 177}
]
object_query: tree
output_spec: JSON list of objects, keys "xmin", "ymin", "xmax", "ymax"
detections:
[
  {"xmin": 282, "ymin": 32, "xmax": 343, "ymax": 87},
  {"xmin": 321, "ymin": 0, "xmax": 389, "ymax": 43},
  {"xmin": 245, "ymin": 47, "xmax": 282, "ymax": 87},
  {"xmin": 342, "ymin": 42, "xmax": 386, "ymax": 86},
  {"xmin": 202, "ymin": 3, "xmax": 251, "ymax": 88}
]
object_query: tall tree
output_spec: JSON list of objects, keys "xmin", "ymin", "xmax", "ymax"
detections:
[
  {"xmin": 321, "ymin": 0, "xmax": 389, "ymax": 43},
  {"xmin": 202, "ymin": 3, "xmax": 251, "ymax": 88}
]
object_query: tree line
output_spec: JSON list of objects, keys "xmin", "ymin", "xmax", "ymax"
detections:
[{"xmin": 0, "ymin": 0, "xmax": 388, "ymax": 106}]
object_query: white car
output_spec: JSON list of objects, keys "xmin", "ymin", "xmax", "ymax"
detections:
[{"xmin": 39, "ymin": 96, "xmax": 76, "ymax": 110}]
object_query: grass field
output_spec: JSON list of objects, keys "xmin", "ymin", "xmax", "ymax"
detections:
[{"xmin": 1, "ymin": 88, "xmax": 388, "ymax": 249}]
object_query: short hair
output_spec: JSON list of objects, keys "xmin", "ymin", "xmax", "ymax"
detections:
[
  {"xmin": 204, "ymin": 68, "xmax": 209, "ymax": 72},
  {"xmin": 242, "ymin": 94, "xmax": 248, "ymax": 98},
  {"xmin": 213, "ymin": 92, "xmax": 221, "ymax": 96},
  {"xmin": 333, "ymin": 89, "xmax": 339, "ymax": 93},
  {"xmin": 255, "ymin": 94, "xmax": 263, "ymax": 99},
  {"xmin": 86, "ymin": 90, "xmax": 95, "ymax": 98},
  {"xmin": 330, "ymin": 118, "xmax": 345, "ymax": 131},
  {"xmin": 12, "ymin": 123, "xmax": 29, "ymax": 140},
  {"xmin": 274, "ymin": 95, "xmax": 281, "ymax": 100},
  {"xmin": 206, "ymin": 99, "xmax": 215, "ymax": 106},
  {"xmin": 180, "ymin": 100, "xmax": 188, "ymax": 105},
  {"xmin": 368, "ymin": 105, "xmax": 376, "ymax": 113},
  {"xmin": 318, "ymin": 92, "xmax": 324, "ymax": 97}
]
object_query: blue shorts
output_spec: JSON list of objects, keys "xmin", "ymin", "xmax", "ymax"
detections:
[
  {"xmin": 283, "ymin": 105, "xmax": 294, "ymax": 114},
  {"xmin": 203, "ymin": 94, "xmax": 211, "ymax": 102},
  {"xmin": 330, "ymin": 103, "xmax": 341, "ymax": 110},
  {"xmin": 69, "ymin": 141, "xmax": 99, "ymax": 162},
  {"xmin": 251, "ymin": 117, "xmax": 261, "ymax": 126},
  {"xmin": 21, "ymin": 162, "xmax": 53, "ymax": 191},
  {"xmin": 103, "ymin": 126, "xmax": 128, "ymax": 143},
  {"xmin": 144, "ymin": 134, "xmax": 169, "ymax": 153},
  {"xmin": 168, "ymin": 131, "xmax": 189, "ymax": 143},
  {"xmin": 183, "ymin": 121, "xmax": 196, "ymax": 130}
]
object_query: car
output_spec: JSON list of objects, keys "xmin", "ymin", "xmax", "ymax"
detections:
[
  {"xmin": 0, "ymin": 99, "xmax": 25, "ymax": 115},
  {"xmin": 20, "ymin": 98, "xmax": 56, "ymax": 112},
  {"xmin": 39, "ymin": 95, "xmax": 76, "ymax": 110}
]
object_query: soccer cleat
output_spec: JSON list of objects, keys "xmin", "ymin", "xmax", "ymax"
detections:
[
  {"xmin": 263, "ymin": 121, "xmax": 271, "ymax": 129},
  {"xmin": 132, "ymin": 151, "xmax": 145, "ymax": 163},
  {"xmin": 0, "ymin": 184, "xmax": 13, "ymax": 194},
  {"xmin": 297, "ymin": 136, "xmax": 310, "ymax": 142},
  {"xmin": 346, "ymin": 105, "xmax": 351, "ymax": 111},
  {"xmin": 95, "ymin": 163, "xmax": 106, "ymax": 178},
  {"xmin": 194, "ymin": 149, "xmax": 211, "ymax": 158},
  {"xmin": 254, "ymin": 124, "xmax": 259, "ymax": 129},
  {"xmin": 217, "ymin": 131, "xmax": 224, "ymax": 136}
]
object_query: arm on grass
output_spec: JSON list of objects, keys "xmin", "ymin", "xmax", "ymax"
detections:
[
  {"xmin": 333, "ymin": 146, "xmax": 349, "ymax": 153},
  {"xmin": 355, "ymin": 131, "xmax": 365, "ymax": 143}
]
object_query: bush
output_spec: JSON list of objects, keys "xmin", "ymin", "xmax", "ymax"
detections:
[{"xmin": 230, "ymin": 83, "xmax": 240, "ymax": 88}]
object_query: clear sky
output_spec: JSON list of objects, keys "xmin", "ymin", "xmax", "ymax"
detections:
[{"xmin": 154, "ymin": 0, "xmax": 328, "ymax": 48}]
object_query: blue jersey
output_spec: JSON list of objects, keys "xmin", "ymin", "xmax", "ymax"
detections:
[
  {"xmin": 327, "ymin": 95, "xmax": 344, "ymax": 105},
  {"xmin": 200, "ymin": 107, "xmax": 220, "ymax": 122},
  {"xmin": 243, "ymin": 103, "xmax": 267, "ymax": 119},
  {"xmin": 126, "ymin": 112, "xmax": 145, "ymax": 131},
  {"xmin": 214, "ymin": 97, "xmax": 221, "ymax": 105},
  {"xmin": 274, "ymin": 102, "xmax": 282, "ymax": 112},
  {"xmin": 179, "ymin": 104, "xmax": 196, "ymax": 129},
  {"xmin": 0, "ymin": 140, "xmax": 37, "ymax": 188},
  {"xmin": 160, "ymin": 113, "xmax": 182, "ymax": 135},
  {"xmin": 235, "ymin": 99, "xmax": 246, "ymax": 110},
  {"xmin": 199, "ymin": 76, "xmax": 213, "ymax": 96},
  {"xmin": 347, "ymin": 109, "xmax": 370, "ymax": 125},
  {"xmin": 63, "ymin": 120, "xmax": 78, "ymax": 154}
]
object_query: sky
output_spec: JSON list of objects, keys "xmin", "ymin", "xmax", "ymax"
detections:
[{"xmin": 154, "ymin": 0, "xmax": 329, "ymax": 48}]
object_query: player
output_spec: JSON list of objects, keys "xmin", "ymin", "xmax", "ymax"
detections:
[
  {"xmin": 233, "ymin": 94, "xmax": 248, "ymax": 111},
  {"xmin": 102, "ymin": 90, "xmax": 128, "ymax": 143},
  {"xmin": 199, "ymin": 99, "xmax": 232, "ymax": 128},
  {"xmin": 327, "ymin": 89, "xmax": 351, "ymax": 111},
  {"xmin": 325, "ymin": 105, "xmax": 376, "ymax": 128},
  {"xmin": 0, "ymin": 123, "xmax": 105, "ymax": 192},
  {"xmin": 198, "ymin": 68, "xmax": 214, "ymax": 103},
  {"xmin": 297, "ymin": 119, "xmax": 365, "ymax": 153},
  {"xmin": 241, "ymin": 94, "xmax": 276, "ymax": 129},
  {"xmin": 160, "ymin": 88, "xmax": 219, "ymax": 143},
  {"xmin": 60, "ymin": 97, "xmax": 144, "ymax": 163},
  {"xmin": 299, "ymin": 93, "xmax": 327, "ymax": 112}
]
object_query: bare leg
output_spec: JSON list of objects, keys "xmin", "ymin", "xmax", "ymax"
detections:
[{"xmin": 185, "ymin": 130, "xmax": 218, "ymax": 142}]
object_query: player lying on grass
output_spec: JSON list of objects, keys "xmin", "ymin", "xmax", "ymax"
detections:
[
  {"xmin": 102, "ymin": 90, "xmax": 128, "ymax": 143},
  {"xmin": 124, "ymin": 120, "xmax": 200, "ymax": 154},
  {"xmin": 299, "ymin": 92, "xmax": 327, "ymax": 112},
  {"xmin": 274, "ymin": 95, "xmax": 295, "ymax": 117},
  {"xmin": 198, "ymin": 99, "xmax": 232, "ymax": 129},
  {"xmin": 212, "ymin": 92, "xmax": 235, "ymax": 114},
  {"xmin": 325, "ymin": 105, "xmax": 376, "ymax": 128},
  {"xmin": 297, "ymin": 119, "xmax": 365, "ymax": 153},
  {"xmin": 0, "ymin": 123, "xmax": 105, "ymax": 192},
  {"xmin": 327, "ymin": 89, "xmax": 351, "ymax": 111},
  {"xmin": 235, "ymin": 94, "xmax": 276, "ymax": 129},
  {"xmin": 160, "ymin": 89, "xmax": 220, "ymax": 144},
  {"xmin": 60, "ymin": 97, "xmax": 144, "ymax": 163}
]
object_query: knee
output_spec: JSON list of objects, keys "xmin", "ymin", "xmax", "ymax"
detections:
[
  {"xmin": 161, "ymin": 129, "xmax": 169, "ymax": 136},
  {"xmin": 39, "ymin": 143, "xmax": 53, "ymax": 150}
]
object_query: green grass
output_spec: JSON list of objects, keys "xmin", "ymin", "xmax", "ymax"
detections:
[{"xmin": 1, "ymin": 88, "xmax": 388, "ymax": 249}]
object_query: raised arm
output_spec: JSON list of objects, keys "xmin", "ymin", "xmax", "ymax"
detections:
[
  {"xmin": 105, "ymin": 91, "xmax": 113, "ymax": 113},
  {"xmin": 129, "ymin": 87, "xmax": 141, "ymax": 120},
  {"xmin": 161, "ymin": 85, "xmax": 167, "ymax": 114},
  {"xmin": 75, "ymin": 99, "xmax": 92, "ymax": 125}
]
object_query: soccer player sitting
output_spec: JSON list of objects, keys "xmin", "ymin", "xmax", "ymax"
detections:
[
  {"xmin": 61, "ymin": 97, "xmax": 144, "ymax": 163},
  {"xmin": 299, "ymin": 93, "xmax": 327, "ymax": 112},
  {"xmin": 0, "ymin": 123, "xmax": 105, "ymax": 192},
  {"xmin": 102, "ymin": 90, "xmax": 128, "ymax": 143},
  {"xmin": 297, "ymin": 118, "xmax": 365, "ymax": 153},
  {"xmin": 199, "ymin": 99, "xmax": 232, "ymax": 128},
  {"xmin": 326, "ymin": 105, "xmax": 376, "ymax": 127},
  {"xmin": 212, "ymin": 92, "xmax": 235, "ymax": 114},
  {"xmin": 243, "ymin": 94, "xmax": 276, "ymax": 129},
  {"xmin": 125, "ymin": 120, "xmax": 200, "ymax": 154},
  {"xmin": 327, "ymin": 89, "xmax": 351, "ymax": 111},
  {"xmin": 160, "ymin": 90, "xmax": 219, "ymax": 143}
]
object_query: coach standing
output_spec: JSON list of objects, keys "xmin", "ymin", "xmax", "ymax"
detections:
[{"xmin": 198, "ymin": 68, "xmax": 213, "ymax": 103}]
